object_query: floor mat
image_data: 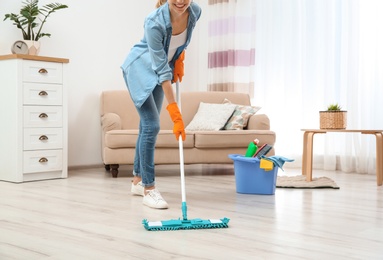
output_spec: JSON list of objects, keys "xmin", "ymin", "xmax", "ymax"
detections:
[{"xmin": 276, "ymin": 175, "xmax": 339, "ymax": 189}]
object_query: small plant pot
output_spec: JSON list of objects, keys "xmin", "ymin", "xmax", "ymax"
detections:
[
  {"xmin": 319, "ymin": 111, "xmax": 347, "ymax": 129},
  {"xmin": 24, "ymin": 40, "xmax": 41, "ymax": 55}
]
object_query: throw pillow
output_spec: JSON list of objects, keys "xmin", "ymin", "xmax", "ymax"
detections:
[
  {"xmin": 185, "ymin": 102, "xmax": 236, "ymax": 131},
  {"xmin": 223, "ymin": 98, "xmax": 261, "ymax": 130}
]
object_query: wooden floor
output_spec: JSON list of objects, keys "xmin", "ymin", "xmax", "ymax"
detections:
[{"xmin": 1, "ymin": 164, "xmax": 382, "ymax": 260}]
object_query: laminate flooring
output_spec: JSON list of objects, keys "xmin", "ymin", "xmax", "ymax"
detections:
[{"xmin": 1, "ymin": 164, "xmax": 382, "ymax": 260}]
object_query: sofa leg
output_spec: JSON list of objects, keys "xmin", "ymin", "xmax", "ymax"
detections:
[
  {"xmin": 110, "ymin": 164, "xmax": 119, "ymax": 178},
  {"xmin": 104, "ymin": 164, "xmax": 110, "ymax": 171}
]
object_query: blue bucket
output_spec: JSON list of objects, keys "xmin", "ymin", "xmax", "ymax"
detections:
[{"xmin": 229, "ymin": 154, "xmax": 278, "ymax": 195}]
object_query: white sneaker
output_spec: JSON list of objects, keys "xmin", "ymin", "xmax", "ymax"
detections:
[
  {"xmin": 143, "ymin": 189, "xmax": 169, "ymax": 209},
  {"xmin": 131, "ymin": 181, "xmax": 144, "ymax": 196}
]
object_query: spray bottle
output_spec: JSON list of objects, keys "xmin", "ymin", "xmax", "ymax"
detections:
[{"xmin": 245, "ymin": 138, "xmax": 259, "ymax": 157}]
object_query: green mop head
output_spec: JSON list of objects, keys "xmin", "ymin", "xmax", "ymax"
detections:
[{"xmin": 142, "ymin": 202, "xmax": 230, "ymax": 231}]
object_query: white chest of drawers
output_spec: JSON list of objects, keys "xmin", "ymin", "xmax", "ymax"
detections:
[{"xmin": 0, "ymin": 54, "xmax": 69, "ymax": 182}]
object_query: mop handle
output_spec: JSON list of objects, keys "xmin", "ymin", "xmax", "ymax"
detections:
[{"xmin": 176, "ymin": 81, "xmax": 187, "ymax": 204}]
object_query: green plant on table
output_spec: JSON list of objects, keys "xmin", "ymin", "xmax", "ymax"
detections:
[
  {"xmin": 3, "ymin": 0, "xmax": 68, "ymax": 41},
  {"xmin": 327, "ymin": 103, "xmax": 342, "ymax": 111}
]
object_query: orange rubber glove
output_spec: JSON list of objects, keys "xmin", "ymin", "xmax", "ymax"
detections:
[
  {"xmin": 167, "ymin": 102, "xmax": 186, "ymax": 141},
  {"xmin": 173, "ymin": 50, "xmax": 185, "ymax": 83}
]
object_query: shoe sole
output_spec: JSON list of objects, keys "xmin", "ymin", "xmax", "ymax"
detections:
[{"xmin": 143, "ymin": 200, "xmax": 169, "ymax": 209}]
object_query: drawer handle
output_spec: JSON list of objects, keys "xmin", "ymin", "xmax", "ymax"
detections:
[
  {"xmin": 39, "ymin": 90, "xmax": 48, "ymax": 96},
  {"xmin": 39, "ymin": 113, "xmax": 48, "ymax": 118},
  {"xmin": 39, "ymin": 157, "xmax": 48, "ymax": 163},
  {"xmin": 39, "ymin": 135, "xmax": 48, "ymax": 141},
  {"xmin": 38, "ymin": 68, "xmax": 48, "ymax": 74}
]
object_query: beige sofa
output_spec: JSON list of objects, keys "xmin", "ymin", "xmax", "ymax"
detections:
[{"xmin": 100, "ymin": 90, "xmax": 276, "ymax": 177}]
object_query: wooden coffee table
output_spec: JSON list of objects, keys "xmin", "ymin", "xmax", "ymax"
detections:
[{"xmin": 301, "ymin": 129, "xmax": 383, "ymax": 186}]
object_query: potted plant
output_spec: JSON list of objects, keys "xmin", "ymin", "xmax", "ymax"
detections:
[
  {"xmin": 4, "ymin": 0, "xmax": 68, "ymax": 55},
  {"xmin": 319, "ymin": 103, "xmax": 347, "ymax": 129}
]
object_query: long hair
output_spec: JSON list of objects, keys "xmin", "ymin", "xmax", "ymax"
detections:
[{"xmin": 156, "ymin": 0, "xmax": 167, "ymax": 8}]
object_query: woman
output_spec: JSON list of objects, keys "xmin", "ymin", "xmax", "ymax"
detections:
[{"xmin": 121, "ymin": 0, "xmax": 201, "ymax": 209}]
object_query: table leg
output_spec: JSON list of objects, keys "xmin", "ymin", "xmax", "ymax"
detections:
[
  {"xmin": 302, "ymin": 131, "xmax": 308, "ymax": 176},
  {"xmin": 302, "ymin": 131, "xmax": 315, "ymax": 182},
  {"xmin": 375, "ymin": 132, "xmax": 383, "ymax": 186}
]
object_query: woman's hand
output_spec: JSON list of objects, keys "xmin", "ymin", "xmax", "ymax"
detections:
[
  {"xmin": 166, "ymin": 102, "xmax": 186, "ymax": 141},
  {"xmin": 173, "ymin": 50, "xmax": 185, "ymax": 83}
]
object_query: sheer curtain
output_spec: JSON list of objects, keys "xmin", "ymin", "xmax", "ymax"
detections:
[
  {"xmin": 253, "ymin": 0, "xmax": 383, "ymax": 173},
  {"xmin": 207, "ymin": 0, "xmax": 256, "ymax": 97}
]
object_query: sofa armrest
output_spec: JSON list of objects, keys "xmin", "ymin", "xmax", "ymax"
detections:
[
  {"xmin": 247, "ymin": 114, "xmax": 270, "ymax": 130},
  {"xmin": 101, "ymin": 112, "xmax": 122, "ymax": 132}
]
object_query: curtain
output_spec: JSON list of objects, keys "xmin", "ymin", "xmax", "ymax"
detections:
[
  {"xmin": 207, "ymin": 0, "xmax": 256, "ymax": 97},
  {"xmin": 253, "ymin": 0, "xmax": 383, "ymax": 174}
]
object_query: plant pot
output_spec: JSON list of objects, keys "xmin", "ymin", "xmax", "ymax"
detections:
[
  {"xmin": 24, "ymin": 40, "xmax": 41, "ymax": 55},
  {"xmin": 319, "ymin": 111, "xmax": 347, "ymax": 129}
]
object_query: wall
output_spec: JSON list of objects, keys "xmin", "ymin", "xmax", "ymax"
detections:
[{"xmin": 0, "ymin": 0, "xmax": 209, "ymax": 167}]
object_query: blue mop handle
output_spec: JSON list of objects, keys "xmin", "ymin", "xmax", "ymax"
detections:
[{"xmin": 176, "ymin": 80, "xmax": 188, "ymax": 220}]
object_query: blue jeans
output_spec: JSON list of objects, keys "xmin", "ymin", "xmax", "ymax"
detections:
[{"xmin": 133, "ymin": 85, "xmax": 164, "ymax": 187}]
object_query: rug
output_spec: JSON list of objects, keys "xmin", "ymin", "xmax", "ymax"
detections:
[{"xmin": 276, "ymin": 175, "xmax": 339, "ymax": 189}]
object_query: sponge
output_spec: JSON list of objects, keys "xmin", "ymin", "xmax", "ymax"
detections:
[{"xmin": 260, "ymin": 158, "xmax": 274, "ymax": 171}]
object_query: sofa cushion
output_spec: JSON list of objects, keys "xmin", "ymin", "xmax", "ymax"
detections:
[
  {"xmin": 104, "ymin": 130, "xmax": 195, "ymax": 149},
  {"xmin": 223, "ymin": 99, "xmax": 261, "ymax": 130},
  {"xmin": 193, "ymin": 130, "xmax": 276, "ymax": 149},
  {"xmin": 156, "ymin": 131, "xmax": 195, "ymax": 148},
  {"xmin": 185, "ymin": 102, "xmax": 236, "ymax": 131}
]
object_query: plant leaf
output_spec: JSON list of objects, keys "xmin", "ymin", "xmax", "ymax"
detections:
[{"xmin": 3, "ymin": 0, "xmax": 68, "ymax": 41}]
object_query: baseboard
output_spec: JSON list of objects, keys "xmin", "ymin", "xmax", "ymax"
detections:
[{"xmin": 68, "ymin": 164, "xmax": 105, "ymax": 171}]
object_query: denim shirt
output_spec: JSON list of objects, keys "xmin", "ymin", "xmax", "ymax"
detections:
[{"xmin": 121, "ymin": 2, "xmax": 202, "ymax": 108}]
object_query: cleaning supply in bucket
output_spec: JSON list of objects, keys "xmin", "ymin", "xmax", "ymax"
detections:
[
  {"xmin": 245, "ymin": 138, "xmax": 259, "ymax": 157},
  {"xmin": 253, "ymin": 143, "xmax": 273, "ymax": 158},
  {"xmin": 260, "ymin": 155, "xmax": 294, "ymax": 171},
  {"xmin": 260, "ymin": 158, "xmax": 274, "ymax": 171}
]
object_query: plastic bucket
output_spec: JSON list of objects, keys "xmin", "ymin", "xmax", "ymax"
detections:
[{"xmin": 229, "ymin": 154, "xmax": 278, "ymax": 195}]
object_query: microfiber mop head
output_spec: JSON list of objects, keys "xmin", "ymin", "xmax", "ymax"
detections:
[
  {"xmin": 142, "ymin": 217, "xmax": 230, "ymax": 231},
  {"xmin": 143, "ymin": 202, "xmax": 229, "ymax": 231}
]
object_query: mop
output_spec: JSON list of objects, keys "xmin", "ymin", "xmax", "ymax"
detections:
[{"xmin": 142, "ymin": 81, "xmax": 230, "ymax": 231}]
